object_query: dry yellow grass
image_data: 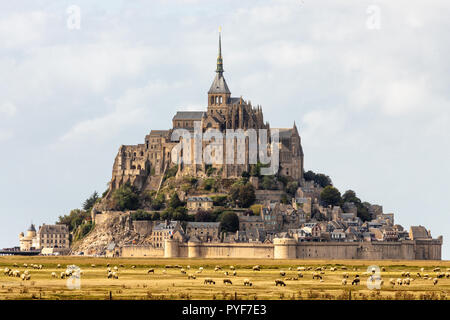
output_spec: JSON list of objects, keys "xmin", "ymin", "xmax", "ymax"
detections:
[{"xmin": 0, "ymin": 256, "xmax": 449, "ymax": 300}]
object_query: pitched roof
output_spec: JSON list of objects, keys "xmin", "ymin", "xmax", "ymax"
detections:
[
  {"xmin": 187, "ymin": 197, "xmax": 213, "ymax": 202},
  {"xmin": 172, "ymin": 111, "xmax": 205, "ymax": 121},
  {"xmin": 187, "ymin": 222, "xmax": 220, "ymax": 228},
  {"xmin": 38, "ymin": 224, "xmax": 68, "ymax": 235},
  {"xmin": 208, "ymin": 73, "xmax": 231, "ymax": 94}
]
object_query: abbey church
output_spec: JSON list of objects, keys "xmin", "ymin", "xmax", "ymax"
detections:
[{"xmin": 107, "ymin": 33, "xmax": 304, "ymax": 195}]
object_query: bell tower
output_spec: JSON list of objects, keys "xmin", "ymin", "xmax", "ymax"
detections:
[{"xmin": 208, "ymin": 28, "xmax": 231, "ymax": 113}]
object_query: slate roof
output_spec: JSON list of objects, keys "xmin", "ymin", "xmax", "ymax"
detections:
[
  {"xmin": 172, "ymin": 111, "xmax": 205, "ymax": 121},
  {"xmin": 187, "ymin": 197, "xmax": 213, "ymax": 202},
  {"xmin": 38, "ymin": 224, "xmax": 69, "ymax": 235},
  {"xmin": 208, "ymin": 73, "xmax": 231, "ymax": 94}
]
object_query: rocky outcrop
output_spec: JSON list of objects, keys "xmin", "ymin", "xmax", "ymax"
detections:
[{"xmin": 71, "ymin": 212, "xmax": 145, "ymax": 256}]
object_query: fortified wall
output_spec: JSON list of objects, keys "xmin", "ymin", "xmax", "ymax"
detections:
[{"xmin": 121, "ymin": 237, "xmax": 442, "ymax": 260}]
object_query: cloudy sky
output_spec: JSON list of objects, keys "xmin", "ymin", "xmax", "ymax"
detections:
[{"xmin": 1, "ymin": 0, "xmax": 449, "ymax": 259}]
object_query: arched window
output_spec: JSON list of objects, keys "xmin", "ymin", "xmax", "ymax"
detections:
[
  {"xmin": 215, "ymin": 96, "xmax": 219, "ymax": 104},
  {"xmin": 219, "ymin": 96, "xmax": 223, "ymax": 104}
]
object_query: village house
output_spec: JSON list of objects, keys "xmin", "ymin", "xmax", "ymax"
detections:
[
  {"xmin": 150, "ymin": 221, "xmax": 182, "ymax": 248},
  {"xmin": 186, "ymin": 197, "xmax": 213, "ymax": 213},
  {"xmin": 185, "ymin": 222, "xmax": 220, "ymax": 242}
]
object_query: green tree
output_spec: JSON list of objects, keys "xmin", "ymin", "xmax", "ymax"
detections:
[
  {"xmin": 286, "ymin": 181, "xmax": 299, "ymax": 197},
  {"xmin": 113, "ymin": 182, "xmax": 140, "ymax": 210},
  {"xmin": 230, "ymin": 183, "xmax": 255, "ymax": 208},
  {"xmin": 82, "ymin": 192, "xmax": 99, "ymax": 211},
  {"xmin": 220, "ymin": 212, "xmax": 239, "ymax": 232},
  {"xmin": 320, "ymin": 186, "xmax": 342, "ymax": 207},
  {"xmin": 261, "ymin": 175, "xmax": 278, "ymax": 190},
  {"xmin": 151, "ymin": 194, "xmax": 165, "ymax": 210},
  {"xmin": 168, "ymin": 192, "xmax": 183, "ymax": 209}
]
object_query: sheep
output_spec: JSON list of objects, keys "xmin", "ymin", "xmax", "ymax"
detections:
[
  {"xmin": 107, "ymin": 271, "xmax": 113, "ymax": 279},
  {"xmin": 306, "ymin": 266, "xmax": 313, "ymax": 271},
  {"xmin": 187, "ymin": 274, "xmax": 196, "ymax": 280},
  {"xmin": 187, "ymin": 265, "xmax": 190, "ymax": 270},
  {"xmin": 23, "ymin": 263, "xmax": 28, "ymax": 268},
  {"xmin": 381, "ymin": 267, "xmax": 386, "ymax": 272},
  {"xmin": 243, "ymin": 279, "xmax": 252, "ymax": 286},
  {"xmin": 403, "ymin": 278, "xmax": 410, "ymax": 285},
  {"xmin": 214, "ymin": 267, "xmax": 220, "ymax": 272},
  {"xmin": 106, "ymin": 267, "xmax": 112, "ymax": 274},
  {"xmin": 396, "ymin": 278, "xmax": 403, "ymax": 286},
  {"xmin": 275, "ymin": 279, "xmax": 286, "ymax": 286},
  {"xmin": 230, "ymin": 265, "xmax": 235, "ymax": 271},
  {"xmin": 312, "ymin": 272, "xmax": 322, "ymax": 280},
  {"xmin": 232, "ymin": 271, "xmax": 237, "ymax": 276},
  {"xmin": 113, "ymin": 266, "xmax": 119, "ymax": 271},
  {"xmin": 433, "ymin": 278, "xmax": 438, "ymax": 285},
  {"xmin": 437, "ymin": 272, "xmax": 445, "ymax": 279},
  {"xmin": 297, "ymin": 272, "xmax": 303, "ymax": 278},
  {"xmin": 420, "ymin": 267, "xmax": 425, "ymax": 272},
  {"xmin": 60, "ymin": 272, "xmax": 66, "ymax": 279},
  {"xmin": 341, "ymin": 279, "xmax": 347, "ymax": 285},
  {"xmin": 162, "ymin": 270, "xmax": 166, "ymax": 274},
  {"xmin": 56, "ymin": 264, "xmax": 61, "ymax": 269},
  {"xmin": 204, "ymin": 278, "xmax": 215, "ymax": 285},
  {"xmin": 330, "ymin": 267, "xmax": 336, "ymax": 272},
  {"xmin": 91, "ymin": 264, "xmax": 96, "ymax": 268},
  {"xmin": 445, "ymin": 272, "xmax": 450, "ymax": 278},
  {"xmin": 112, "ymin": 271, "xmax": 119, "ymax": 279},
  {"xmin": 252, "ymin": 265, "xmax": 261, "ymax": 271},
  {"xmin": 341, "ymin": 266, "xmax": 347, "ymax": 270},
  {"xmin": 119, "ymin": 264, "xmax": 125, "ymax": 268},
  {"xmin": 21, "ymin": 273, "xmax": 31, "ymax": 281},
  {"xmin": 297, "ymin": 267, "xmax": 305, "ymax": 272},
  {"xmin": 215, "ymin": 265, "xmax": 222, "ymax": 271},
  {"xmin": 315, "ymin": 267, "xmax": 322, "ymax": 271},
  {"xmin": 147, "ymin": 268, "xmax": 155, "ymax": 274},
  {"xmin": 224, "ymin": 271, "xmax": 229, "ymax": 276},
  {"xmin": 279, "ymin": 271, "xmax": 286, "ymax": 277},
  {"xmin": 351, "ymin": 277, "xmax": 360, "ymax": 285},
  {"xmin": 433, "ymin": 267, "xmax": 440, "ymax": 272},
  {"xmin": 3, "ymin": 267, "xmax": 10, "ymax": 275},
  {"xmin": 343, "ymin": 272, "xmax": 349, "ymax": 279},
  {"xmin": 106, "ymin": 263, "xmax": 110, "ymax": 267},
  {"xmin": 223, "ymin": 279, "xmax": 232, "ymax": 285},
  {"xmin": 180, "ymin": 268, "xmax": 186, "ymax": 274},
  {"xmin": 13, "ymin": 270, "xmax": 21, "ymax": 278},
  {"xmin": 416, "ymin": 272, "xmax": 422, "ymax": 278},
  {"xmin": 131, "ymin": 265, "xmax": 136, "ymax": 269},
  {"xmin": 389, "ymin": 278, "xmax": 396, "ymax": 286},
  {"xmin": 51, "ymin": 272, "xmax": 57, "ymax": 278},
  {"xmin": 13, "ymin": 263, "xmax": 18, "ymax": 267}
]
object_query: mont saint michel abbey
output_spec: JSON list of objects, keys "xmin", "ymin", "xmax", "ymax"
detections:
[{"xmin": 108, "ymin": 33, "xmax": 304, "ymax": 194}]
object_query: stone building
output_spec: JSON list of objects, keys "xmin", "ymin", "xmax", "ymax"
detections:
[
  {"xmin": 37, "ymin": 224, "xmax": 70, "ymax": 250},
  {"xmin": 19, "ymin": 224, "xmax": 39, "ymax": 251},
  {"xmin": 186, "ymin": 196, "xmax": 213, "ymax": 213},
  {"xmin": 149, "ymin": 221, "xmax": 182, "ymax": 248},
  {"xmin": 185, "ymin": 222, "xmax": 220, "ymax": 242},
  {"xmin": 105, "ymin": 32, "xmax": 304, "ymax": 199}
]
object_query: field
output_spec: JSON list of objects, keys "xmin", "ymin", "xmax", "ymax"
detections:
[{"xmin": 0, "ymin": 256, "xmax": 449, "ymax": 300}]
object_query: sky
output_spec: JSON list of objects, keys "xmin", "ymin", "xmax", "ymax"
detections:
[{"xmin": 0, "ymin": 0, "xmax": 449, "ymax": 259}]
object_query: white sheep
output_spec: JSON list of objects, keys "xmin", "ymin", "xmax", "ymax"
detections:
[
  {"xmin": 433, "ymin": 278, "xmax": 438, "ymax": 285},
  {"xmin": 341, "ymin": 279, "xmax": 347, "ymax": 285},
  {"xmin": 51, "ymin": 272, "xmax": 57, "ymax": 278}
]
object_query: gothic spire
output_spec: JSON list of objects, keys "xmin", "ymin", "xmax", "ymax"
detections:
[{"xmin": 216, "ymin": 27, "xmax": 224, "ymax": 74}]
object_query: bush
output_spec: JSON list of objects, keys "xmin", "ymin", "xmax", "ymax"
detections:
[
  {"xmin": 211, "ymin": 195, "xmax": 228, "ymax": 207},
  {"xmin": 113, "ymin": 182, "xmax": 140, "ymax": 210},
  {"xmin": 249, "ymin": 204, "xmax": 262, "ymax": 215},
  {"xmin": 261, "ymin": 175, "xmax": 278, "ymax": 190},
  {"xmin": 164, "ymin": 166, "xmax": 178, "ymax": 179},
  {"xmin": 320, "ymin": 186, "xmax": 342, "ymax": 207},
  {"xmin": 286, "ymin": 181, "xmax": 299, "ymax": 197}
]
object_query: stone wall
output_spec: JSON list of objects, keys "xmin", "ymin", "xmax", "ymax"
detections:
[
  {"xmin": 132, "ymin": 221, "xmax": 154, "ymax": 237},
  {"xmin": 119, "ymin": 238, "xmax": 442, "ymax": 260}
]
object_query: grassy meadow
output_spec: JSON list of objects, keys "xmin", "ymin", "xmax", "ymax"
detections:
[{"xmin": 0, "ymin": 256, "xmax": 449, "ymax": 300}]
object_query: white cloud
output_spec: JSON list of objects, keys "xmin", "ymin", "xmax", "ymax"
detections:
[
  {"xmin": 0, "ymin": 130, "xmax": 13, "ymax": 142},
  {"xmin": 0, "ymin": 11, "xmax": 48, "ymax": 49}
]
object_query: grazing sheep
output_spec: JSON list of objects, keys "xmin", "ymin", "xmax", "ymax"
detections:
[
  {"xmin": 389, "ymin": 278, "xmax": 395, "ymax": 286},
  {"xmin": 113, "ymin": 266, "xmax": 119, "ymax": 271},
  {"xmin": 91, "ymin": 264, "xmax": 96, "ymax": 268},
  {"xmin": 51, "ymin": 272, "xmax": 57, "ymax": 278},
  {"xmin": 204, "ymin": 278, "xmax": 215, "ymax": 285},
  {"xmin": 107, "ymin": 271, "xmax": 113, "ymax": 279},
  {"xmin": 252, "ymin": 265, "xmax": 260, "ymax": 271},
  {"xmin": 214, "ymin": 267, "xmax": 220, "ymax": 272},
  {"xmin": 315, "ymin": 267, "xmax": 322, "ymax": 271},
  {"xmin": 420, "ymin": 267, "xmax": 425, "ymax": 272},
  {"xmin": 56, "ymin": 264, "xmax": 61, "ymax": 269},
  {"xmin": 381, "ymin": 267, "xmax": 386, "ymax": 272},
  {"xmin": 297, "ymin": 272, "xmax": 303, "ymax": 278},
  {"xmin": 107, "ymin": 267, "xmax": 112, "ymax": 273},
  {"xmin": 280, "ymin": 271, "xmax": 286, "ymax": 277},
  {"xmin": 147, "ymin": 268, "xmax": 154, "ymax": 274},
  {"xmin": 306, "ymin": 267, "xmax": 313, "ymax": 271},
  {"xmin": 13, "ymin": 263, "xmax": 18, "ymax": 267},
  {"xmin": 437, "ymin": 273, "xmax": 444, "ymax": 279},
  {"xmin": 23, "ymin": 263, "xmax": 28, "ymax": 268},
  {"xmin": 343, "ymin": 272, "xmax": 349, "ymax": 279},
  {"xmin": 445, "ymin": 272, "xmax": 450, "ymax": 278},
  {"xmin": 180, "ymin": 268, "xmax": 186, "ymax": 274},
  {"xmin": 433, "ymin": 278, "xmax": 438, "ymax": 285},
  {"xmin": 403, "ymin": 278, "xmax": 411, "ymax": 285},
  {"xmin": 187, "ymin": 274, "xmax": 196, "ymax": 280},
  {"xmin": 224, "ymin": 271, "xmax": 229, "ymax": 276},
  {"xmin": 341, "ymin": 266, "xmax": 347, "ymax": 270},
  {"xmin": 396, "ymin": 278, "xmax": 403, "ymax": 286},
  {"xmin": 223, "ymin": 279, "xmax": 232, "ymax": 285},
  {"xmin": 112, "ymin": 272, "xmax": 119, "ymax": 279},
  {"xmin": 215, "ymin": 265, "xmax": 222, "ymax": 271},
  {"xmin": 187, "ymin": 265, "xmax": 190, "ymax": 270},
  {"xmin": 13, "ymin": 270, "xmax": 21, "ymax": 278},
  {"xmin": 21, "ymin": 273, "xmax": 31, "ymax": 281},
  {"xmin": 351, "ymin": 277, "xmax": 360, "ymax": 285},
  {"xmin": 162, "ymin": 270, "xmax": 166, "ymax": 274},
  {"xmin": 312, "ymin": 272, "xmax": 322, "ymax": 280},
  {"xmin": 416, "ymin": 272, "xmax": 422, "ymax": 278},
  {"xmin": 232, "ymin": 271, "xmax": 237, "ymax": 276},
  {"xmin": 131, "ymin": 265, "xmax": 136, "ymax": 269},
  {"xmin": 106, "ymin": 263, "xmax": 110, "ymax": 267},
  {"xmin": 297, "ymin": 267, "xmax": 305, "ymax": 271},
  {"xmin": 433, "ymin": 267, "xmax": 440, "ymax": 272},
  {"xmin": 60, "ymin": 272, "xmax": 66, "ymax": 279},
  {"xmin": 341, "ymin": 279, "xmax": 347, "ymax": 285},
  {"xmin": 230, "ymin": 266, "xmax": 235, "ymax": 271},
  {"xmin": 330, "ymin": 267, "xmax": 336, "ymax": 272},
  {"xmin": 243, "ymin": 279, "xmax": 252, "ymax": 286},
  {"xmin": 275, "ymin": 279, "xmax": 286, "ymax": 286},
  {"xmin": 3, "ymin": 267, "xmax": 10, "ymax": 275}
]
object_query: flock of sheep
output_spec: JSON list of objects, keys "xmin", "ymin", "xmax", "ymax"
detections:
[{"xmin": 2, "ymin": 262, "xmax": 448, "ymax": 290}]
